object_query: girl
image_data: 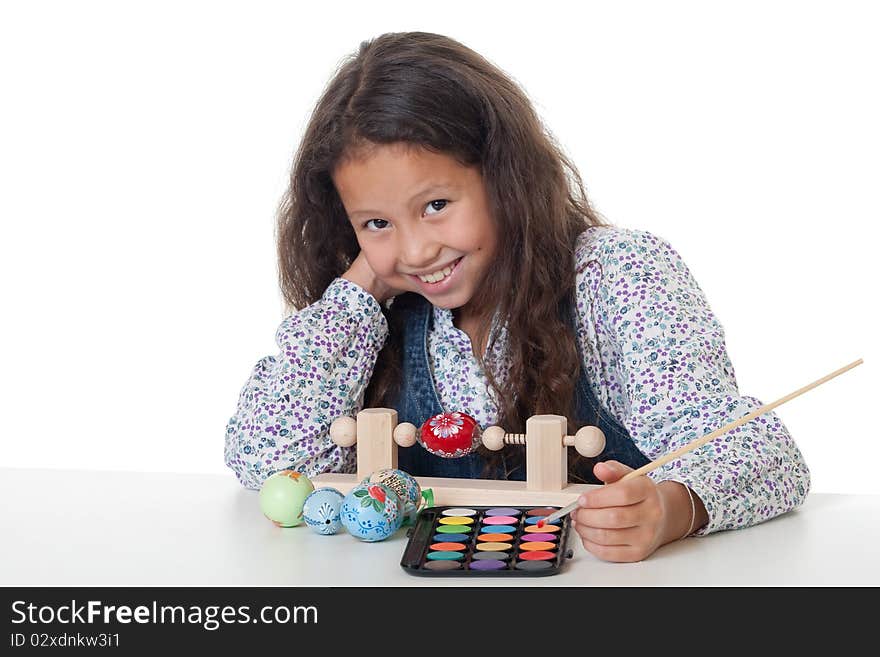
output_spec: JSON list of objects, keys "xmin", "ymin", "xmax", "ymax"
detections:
[{"xmin": 224, "ymin": 31, "xmax": 810, "ymax": 562}]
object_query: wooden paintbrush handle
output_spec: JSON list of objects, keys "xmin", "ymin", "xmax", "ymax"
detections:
[
  {"xmin": 621, "ymin": 358, "xmax": 863, "ymax": 482},
  {"xmin": 541, "ymin": 358, "xmax": 863, "ymax": 527}
]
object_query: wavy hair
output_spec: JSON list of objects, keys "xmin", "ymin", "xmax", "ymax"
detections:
[{"xmin": 276, "ymin": 32, "xmax": 609, "ymax": 480}]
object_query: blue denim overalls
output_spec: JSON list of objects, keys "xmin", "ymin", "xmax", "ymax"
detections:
[{"xmin": 387, "ymin": 293, "xmax": 650, "ymax": 483}]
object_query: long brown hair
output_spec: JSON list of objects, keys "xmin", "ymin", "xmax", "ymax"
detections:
[{"xmin": 276, "ymin": 32, "xmax": 610, "ymax": 479}]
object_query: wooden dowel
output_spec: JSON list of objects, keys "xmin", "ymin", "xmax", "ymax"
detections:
[
  {"xmin": 540, "ymin": 358, "xmax": 864, "ymax": 527},
  {"xmin": 622, "ymin": 357, "xmax": 863, "ymax": 481}
]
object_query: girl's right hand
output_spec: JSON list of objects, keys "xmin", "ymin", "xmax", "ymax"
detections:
[{"xmin": 341, "ymin": 251, "xmax": 407, "ymax": 304}]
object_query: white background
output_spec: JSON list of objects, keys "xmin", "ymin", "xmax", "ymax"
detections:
[{"xmin": 1, "ymin": 1, "xmax": 876, "ymax": 493}]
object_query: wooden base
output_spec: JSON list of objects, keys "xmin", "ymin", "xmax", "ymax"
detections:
[{"xmin": 311, "ymin": 472, "xmax": 599, "ymax": 507}]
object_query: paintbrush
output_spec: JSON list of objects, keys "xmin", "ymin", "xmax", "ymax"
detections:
[{"xmin": 538, "ymin": 358, "xmax": 864, "ymax": 528}]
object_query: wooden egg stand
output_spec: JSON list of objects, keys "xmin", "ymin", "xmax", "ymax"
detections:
[{"xmin": 310, "ymin": 408, "xmax": 604, "ymax": 506}]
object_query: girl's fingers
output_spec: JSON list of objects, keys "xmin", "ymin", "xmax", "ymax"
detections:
[
  {"xmin": 573, "ymin": 523, "xmax": 644, "ymax": 547},
  {"xmin": 579, "ymin": 476, "xmax": 651, "ymax": 509},
  {"xmin": 581, "ymin": 538, "xmax": 649, "ymax": 563},
  {"xmin": 572, "ymin": 503, "xmax": 640, "ymax": 529},
  {"xmin": 592, "ymin": 460, "xmax": 633, "ymax": 484}
]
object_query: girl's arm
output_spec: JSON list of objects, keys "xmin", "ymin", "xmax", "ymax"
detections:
[
  {"xmin": 577, "ymin": 227, "xmax": 811, "ymax": 535},
  {"xmin": 224, "ymin": 278, "xmax": 389, "ymax": 490}
]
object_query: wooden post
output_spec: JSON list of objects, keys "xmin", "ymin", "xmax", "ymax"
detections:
[
  {"xmin": 355, "ymin": 408, "xmax": 398, "ymax": 480},
  {"xmin": 525, "ymin": 414, "xmax": 567, "ymax": 491}
]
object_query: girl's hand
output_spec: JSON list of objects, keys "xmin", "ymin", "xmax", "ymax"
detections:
[
  {"xmin": 341, "ymin": 251, "xmax": 407, "ymax": 304},
  {"xmin": 569, "ymin": 460, "xmax": 695, "ymax": 562}
]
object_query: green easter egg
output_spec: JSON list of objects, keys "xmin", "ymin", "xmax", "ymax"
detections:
[{"xmin": 259, "ymin": 470, "xmax": 315, "ymax": 527}]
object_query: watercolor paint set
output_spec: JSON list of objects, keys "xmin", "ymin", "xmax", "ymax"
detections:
[{"xmin": 400, "ymin": 505, "xmax": 574, "ymax": 576}]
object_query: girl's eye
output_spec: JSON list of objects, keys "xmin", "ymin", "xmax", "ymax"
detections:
[
  {"xmin": 363, "ymin": 218, "xmax": 389, "ymax": 231},
  {"xmin": 425, "ymin": 199, "xmax": 448, "ymax": 215}
]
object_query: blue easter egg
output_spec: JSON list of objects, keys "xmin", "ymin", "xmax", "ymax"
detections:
[
  {"xmin": 302, "ymin": 487, "xmax": 345, "ymax": 535},
  {"xmin": 340, "ymin": 482, "xmax": 404, "ymax": 542},
  {"xmin": 361, "ymin": 468, "xmax": 422, "ymax": 525}
]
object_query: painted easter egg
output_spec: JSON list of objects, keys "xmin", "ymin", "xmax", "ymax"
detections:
[
  {"xmin": 340, "ymin": 482, "xmax": 404, "ymax": 542},
  {"xmin": 418, "ymin": 411, "xmax": 481, "ymax": 458},
  {"xmin": 361, "ymin": 468, "xmax": 421, "ymax": 525},
  {"xmin": 302, "ymin": 487, "xmax": 345, "ymax": 535},
  {"xmin": 259, "ymin": 470, "xmax": 315, "ymax": 527}
]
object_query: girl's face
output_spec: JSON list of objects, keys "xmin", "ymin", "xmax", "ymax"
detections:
[{"xmin": 332, "ymin": 143, "xmax": 498, "ymax": 316}]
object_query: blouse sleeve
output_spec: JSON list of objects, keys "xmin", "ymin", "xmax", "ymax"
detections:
[
  {"xmin": 224, "ymin": 278, "xmax": 389, "ymax": 490},
  {"xmin": 575, "ymin": 227, "xmax": 811, "ymax": 534}
]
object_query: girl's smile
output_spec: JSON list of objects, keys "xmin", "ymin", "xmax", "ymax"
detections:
[{"xmin": 408, "ymin": 255, "xmax": 464, "ymax": 293}]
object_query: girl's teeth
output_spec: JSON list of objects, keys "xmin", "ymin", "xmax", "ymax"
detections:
[{"xmin": 419, "ymin": 263, "xmax": 455, "ymax": 283}]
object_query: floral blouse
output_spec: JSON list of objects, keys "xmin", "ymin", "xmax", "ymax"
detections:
[{"xmin": 224, "ymin": 225, "xmax": 811, "ymax": 535}]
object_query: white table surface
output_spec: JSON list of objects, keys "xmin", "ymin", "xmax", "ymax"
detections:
[{"xmin": 2, "ymin": 467, "xmax": 877, "ymax": 586}]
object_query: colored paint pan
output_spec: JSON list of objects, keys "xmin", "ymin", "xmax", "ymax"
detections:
[
  {"xmin": 518, "ymin": 541, "xmax": 556, "ymax": 552},
  {"xmin": 433, "ymin": 533, "xmax": 470, "ymax": 542},
  {"xmin": 517, "ymin": 550, "xmax": 556, "ymax": 561},
  {"xmin": 475, "ymin": 542, "xmax": 512, "ymax": 551},
  {"xmin": 426, "ymin": 551, "xmax": 464, "ymax": 561},
  {"xmin": 424, "ymin": 560, "xmax": 461, "ymax": 571},
  {"xmin": 469, "ymin": 559, "xmax": 507, "ymax": 571},
  {"xmin": 430, "ymin": 542, "xmax": 467, "ymax": 551},
  {"xmin": 471, "ymin": 551, "xmax": 510, "ymax": 560}
]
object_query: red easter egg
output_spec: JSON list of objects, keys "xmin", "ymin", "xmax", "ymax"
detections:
[{"xmin": 418, "ymin": 412, "xmax": 481, "ymax": 458}]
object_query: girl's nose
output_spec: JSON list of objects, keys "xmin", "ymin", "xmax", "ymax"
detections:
[{"xmin": 400, "ymin": 236, "xmax": 441, "ymax": 271}]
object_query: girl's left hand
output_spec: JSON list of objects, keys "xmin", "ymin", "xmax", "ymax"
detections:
[{"xmin": 569, "ymin": 460, "xmax": 674, "ymax": 563}]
